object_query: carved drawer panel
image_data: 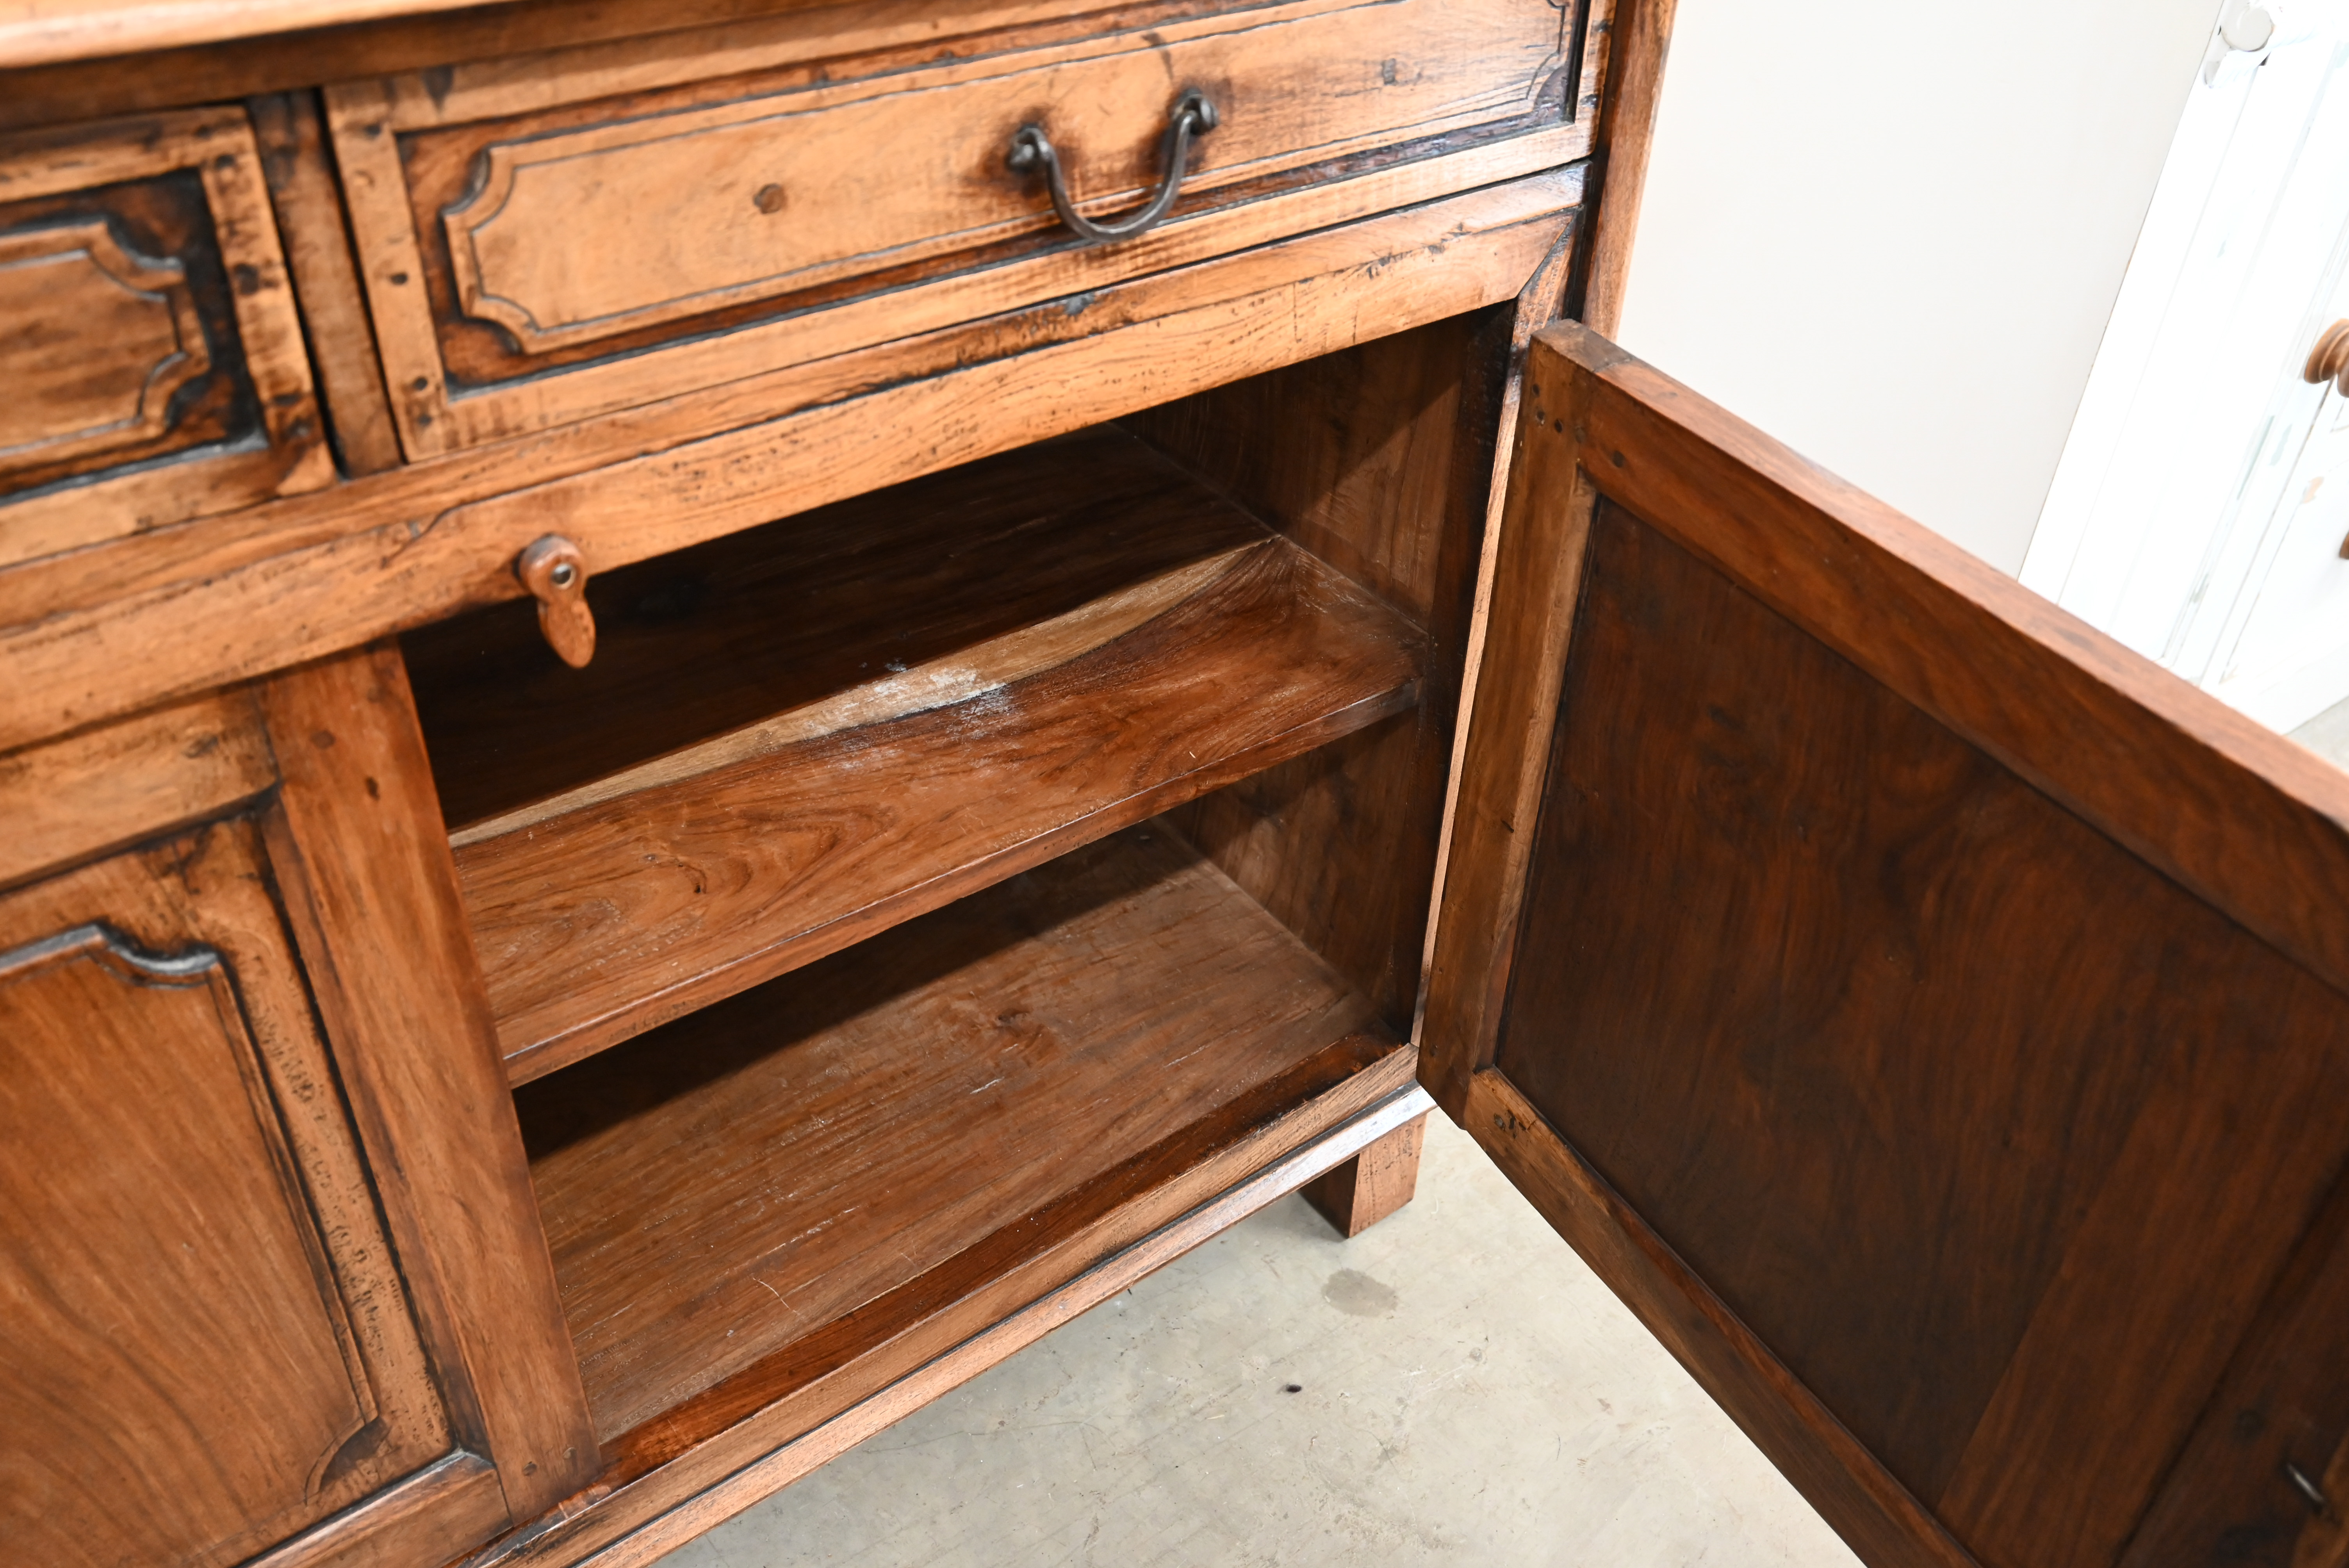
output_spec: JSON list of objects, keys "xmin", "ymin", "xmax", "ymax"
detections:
[
  {"xmin": 0, "ymin": 108, "xmax": 331, "ymax": 570},
  {"xmin": 328, "ymin": 0, "xmax": 1598, "ymax": 455},
  {"xmin": 0, "ymin": 820, "xmax": 456, "ymax": 1568}
]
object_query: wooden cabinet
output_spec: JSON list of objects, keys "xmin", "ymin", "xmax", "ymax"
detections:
[{"xmin": 4, "ymin": 3, "xmax": 2348, "ymax": 1567}]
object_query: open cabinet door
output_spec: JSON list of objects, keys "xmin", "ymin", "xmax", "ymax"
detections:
[{"xmin": 1423, "ymin": 324, "xmax": 2349, "ymax": 1568}]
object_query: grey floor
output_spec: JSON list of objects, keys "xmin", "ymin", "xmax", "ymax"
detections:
[
  {"xmin": 2293, "ymin": 693, "xmax": 2349, "ymax": 768},
  {"xmin": 656, "ymin": 1113, "xmax": 1859, "ymax": 1568}
]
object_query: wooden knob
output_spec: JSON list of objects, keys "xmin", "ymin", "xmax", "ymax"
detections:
[
  {"xmin": 2307, "ymin": 320, "xmax": 2349, "ymax": 394},
  {"xmin": 516, "ymin": 535, "xmax": 595, "ymax": 668}
]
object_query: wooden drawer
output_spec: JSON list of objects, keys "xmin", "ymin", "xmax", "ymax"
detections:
[
  {"xmin": 0, "ymin": 108, "xmax": 330, "ymax": 569},
  {"xmin": 328, "ymin": 0, "xmax": 1594, "ymax": 456}
]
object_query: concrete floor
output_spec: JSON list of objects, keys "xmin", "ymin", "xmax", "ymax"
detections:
[
  {"xmin": 2292, "ymin": 693, "xmax": 2349, "ymax": 769},
  {"xmin": 656, "ymin": 1112, "xmax": 1860, "ymax": 1568}
]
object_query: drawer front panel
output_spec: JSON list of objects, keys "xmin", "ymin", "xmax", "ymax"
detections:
[
  {"xmin": 0, "ymin": 109, "xmax": 330, "ymax": 569},
  {"xmin": 332, "ymin": 0, "xmax": 1589, "ymax": 454},
  {"xmin": 0, "ymin": 212, "xmax": 213, "ymax": 476}
]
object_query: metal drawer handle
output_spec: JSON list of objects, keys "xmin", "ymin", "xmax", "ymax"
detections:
[{"xmin": 1008, "ymin": 89, "xmax": 1217, "ymax": 245}]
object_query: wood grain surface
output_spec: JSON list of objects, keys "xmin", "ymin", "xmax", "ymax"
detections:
[
  {"xmin": 0, "ymin": 0, "xmax": 1106, "ymax": 121},
  {"xmin": 1302, "ymin": 1112, "xmax": 1427, "ymax": 1238},
  {"xmin": 317, "ymin": 0, "xmax": 1596, "ymax": 456},
  {"xmin": 0, "ymin": 214, "xmax": 211, "ymax": 478},
  {"xmin": 1128, "ymin": 308, "xmax": 1516, "ymax": 1030},
  {"xmin": 2121, "ymin": 1169, "xmax": 2349, "ymax": 1566},
  {"xmin": 0, "ymin": 819, "xmax": 455, "ymax": 1568},
  {"xmin": 373, "ymin": 0, "xmax": 1563, "ymax": 360},
  {"xmin": 1538, "ymin": 319, "xmax": 2349, "ymax": 1015},
  {"xmin": 0, "ymin": 0, "xmax": 546, "ymax": 68},
  {"xmin": 1501, "ymin": 501, "xmax": 2349, "ymax": 1566},
  {"xmin": 0, "ymin": 686, "xmax": 273, "ymax": 890},
  {"xmin": 244, "ymin": 1454, "xmax": 506, "ymax": 1568},
  {"xmin": 0, "ymin": 174, "xmax": 1576, "ymax": 755},
  {"xmin": 408, "ymin": 428, "xmax": 1263, "ymax": 829},
  {"xmin": 479, "ymin": 1078, "xmax": 1433, "ymax": 1568},
  {"xmin": 444, "ymin": 433, "xmax": 1424, "ymax": 1077},
  {"xmin": 1417, "ymin": 321, "xmax": 1601, "ymax": 1117},
  {"xmin": 1465, "ymin": 1071, "xmax": 1977, "ymax": 1568},
  {"xmin": 260, "ymin": 646, "xmax": 602, "ymax": 1522},
  {"xmin": 0, "ymin": 105, "xmax": 331, "ymax": 564},
  {"xmin": 1578, "ymin": 0, "xmax": 1677, "ymax": 336},
  {"xmin": 1428, "ymin": 325, "xmax": 2349, "ymax": 1568},
  {"xmin": 248, "ymin": 90, "xmax": 403, "ymax": 476},
  {"xmin": 515, "ymin": 820, "xmax": 1390, "ymax": 1437}
]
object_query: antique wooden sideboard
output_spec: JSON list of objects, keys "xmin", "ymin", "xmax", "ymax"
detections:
[{"xmin": 7, "ymin": 4, "xmax": 2349, "ymax": 1567}]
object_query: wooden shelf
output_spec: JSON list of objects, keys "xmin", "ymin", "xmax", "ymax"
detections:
[
  {"xmin": 408, "ymin": 428, "xmax": 1426, "ymax": 1081},
  {"xmin": 513, "ymin": 819, "xmax": 1413, "ymax": 1461}
]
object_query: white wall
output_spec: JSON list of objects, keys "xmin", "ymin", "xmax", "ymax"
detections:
[{"xmin": 1613, "ymin": 0, "xmax": 2221, "ymax": 574}]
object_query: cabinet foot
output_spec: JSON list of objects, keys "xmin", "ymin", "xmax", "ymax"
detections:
[{"xmin": 1303, "ymin": 1113, "xmax": 1427, "ymax": 1238}]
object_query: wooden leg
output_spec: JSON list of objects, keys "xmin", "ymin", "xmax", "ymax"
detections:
[{"xmin": 1303, "ymin": 1114, "xmax": 1428, "ymax": 1238}]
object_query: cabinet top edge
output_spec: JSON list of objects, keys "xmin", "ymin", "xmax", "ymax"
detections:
[
  {"xmin": 0, "ymin": 0, "xmax": 844, "ymax": 73},
  {"xmin": 0, "ymin": 0, "xmax": 482, "ymax": 68}
]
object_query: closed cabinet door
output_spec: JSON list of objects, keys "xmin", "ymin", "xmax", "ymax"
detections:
[
  {"xmin": 0, "ymin": 822, "xmax": 477, "ymax": 1568},
  {"xmin": 1426, "ymin": 325, "xmax": 2349, "ymax": 1568},
  {"xmin": 0, "ymin": 650, "xmax": 598, "ymax": 1568}
]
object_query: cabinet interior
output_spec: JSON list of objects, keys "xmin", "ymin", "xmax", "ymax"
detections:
[{"xmin": 396, "ymin": 306, "xmax": 1507, "ymax": 1468}]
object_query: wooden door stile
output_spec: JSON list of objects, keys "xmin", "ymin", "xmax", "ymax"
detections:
[
  {"xmin": 1577, "ymin": 0, "xmax": 1678, "ymax": 336},
  {"xmin": 1419, "ymin": 322, "xmax": 1605, "ymax": 1115},
  {"xmin": 258, "ymin": 645, "xmax": 601, "ymax": 1520},
  {"xmin": 249, "ymin": 90, "xmax": 405, "ymax": 477}
]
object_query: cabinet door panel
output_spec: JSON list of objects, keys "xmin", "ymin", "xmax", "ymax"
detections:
[
  {"xmin": 0, "ymin": 821, "xmax": 454, "ymax": 1568},
  {"xmin": 0, "ymin": 657, "xmax": 592, "ymax": 1568},
  {"xmin": 1428, "ymin": 325, "xmax": 2349, "ymax": 1568}
]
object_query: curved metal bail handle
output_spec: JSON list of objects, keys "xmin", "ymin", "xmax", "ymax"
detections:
[{"xmin": 1009, "ymin": 89, "xmax": 1217, "ymax": 245}]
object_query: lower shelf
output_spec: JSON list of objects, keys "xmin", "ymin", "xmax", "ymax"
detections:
[{"xmin": 514, "ymin": 818, "xmax": 1416, "ymax": 1462}]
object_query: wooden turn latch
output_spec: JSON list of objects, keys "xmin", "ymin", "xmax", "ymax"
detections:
[{"xmin": 516, "ymin": 535, "xmax": 596, "ymax": 667}]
